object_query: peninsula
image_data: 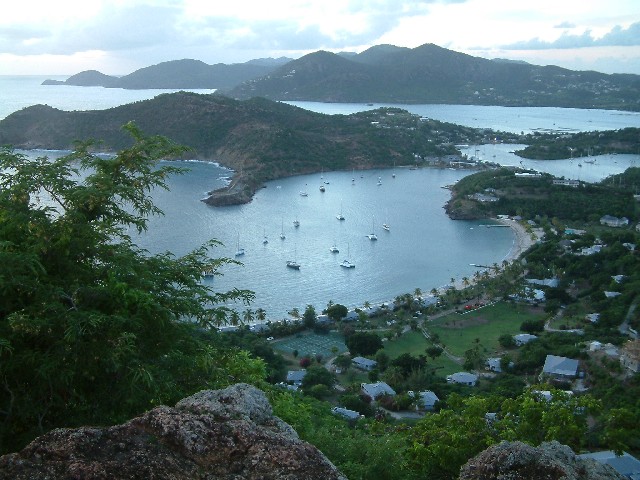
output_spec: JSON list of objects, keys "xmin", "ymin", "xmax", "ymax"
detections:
[{"xmin": 0, "ymin": 93, "xmax": 517, "ymax": 206}]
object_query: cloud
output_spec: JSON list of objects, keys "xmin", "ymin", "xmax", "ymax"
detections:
[
  {"xmin": 502, "ymin": 21, "xmax": 640, "ymax": 50},
  {"xmin": 554, "ymin": 21, "xmax": 576, "ymax": 29}
]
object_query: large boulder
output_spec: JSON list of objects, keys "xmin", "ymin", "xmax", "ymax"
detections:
[
  {"xmin": 459, "ymin": 441, "xmax": 625, "ymax": 480},
  {"xmin": 0, "ymin": 383, "xmax": 346, "ymax": 479}
]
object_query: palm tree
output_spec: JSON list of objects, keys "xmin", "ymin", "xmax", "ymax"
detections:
[
  {"xmin": 462, "ymin": 276, "xmax": 470, "ymax": 288},
  {"xmin": 243, "ymin": 309, "xmax": 254, "ymax": 324},
  {"xmin": 363, "ymin": 300, "xmax": 371, "ymax": 309},
  {"xmin": 414, "ymin": 287, "xmax": 422, "ymax": 299},
  {"xmin": 230, "ymin": 310, "xmax": 240, "ymax": 326},
  {"xmin": 289, "ymin": 307, "xmax": 300, "ymax": 319},
  {"xmin": 255, "ymin": 308, "xmax": 267, "ymax": 322}
]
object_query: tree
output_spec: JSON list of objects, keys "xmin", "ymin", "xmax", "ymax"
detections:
[
  {"xmin": 375, "ymin": 350, "xmax": 390, "ymax": 371},
  {"xmin": 426, "ymin": 346, "xmax": 443, "ymax": 360},
  {"xmin": 303, "ymin": 304, "xmax": 317, "ymax": 329},
  {"xmin": 346, "ymin": 332, "xmax": 383, "ymax": 356},
  {"xmin": 301, "ymin": 365, "xmax": 335, "ymax": 393},
  {"xmin": 326, "ymin": 303, "xmax": 348, "ymax": 321},
  {"xmin": 334, "ymin": 354, "xmax": 352, "ymax": 371},
  {"xmin": 0, "ymin": 126, "xmax": 264, "ymax": 453}
]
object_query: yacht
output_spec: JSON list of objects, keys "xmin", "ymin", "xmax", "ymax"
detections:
[
  {"xmin": 234, "ymin": 234, "xmax": 245, "ymax": 257},
  {"xmin": 367, "ymin": 216, "xmax": 378, "ymax": 241},
  {"xmin": 329, "ymin": 243, "xmax": 339, "ymax": 253},
  {"xmin": 340, "ymin": 259, "xmax": 355, "ymax": 269},
  {"xmin": 286, "ymin": 260, "xmax": 300, "ymax": 270}
]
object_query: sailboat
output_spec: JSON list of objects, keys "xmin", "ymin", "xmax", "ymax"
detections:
[
  {"xmin": 262, "ymin": 228, "xmax": 268, "ymax": 245},
  {"xmin": 293, "ymin": 217, "xmax": 300, "ymax": 228},
  {"xmin": 336, "ymin": 202, "xmax": 345, "ymax": 221},
  {"xmin": 382, "ymin": 212, "xmax": 390, "ymax": 231},
  {"xmin": 340, "ymin": 244, "xmax": 355, "ymax": 268},
  {"xmin": 235, "ymin": 233, "xmax": 245, "ymax": 257},
  {"xmin": 377, "ymin": 176, "xmax": 382, "ymax": 186},
  {"xmin": 329, "ymin": 241, "xmax": 339, "ymax": 253},
  {"xmin": 286, "ymin": 247, "xmax": 300, "ymax": 269},
  {"xmin": 280, "ymin": 219, "xmax": 286, "ymax": 240},
  {"xmin": 392, "ymin": 160, "xmax": 396, "ymax": 178},
  {"xmin": 367, "ymin": 216, "xmax": 378, "ymax": 241}
]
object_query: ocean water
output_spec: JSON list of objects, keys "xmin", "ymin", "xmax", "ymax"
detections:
[{"xmin": 3, "ymin": 76, "xmax": 639, "ymax": 320}]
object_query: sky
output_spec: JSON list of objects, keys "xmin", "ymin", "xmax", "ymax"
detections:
[{"xmin": 1, "ymin": 0, "xmax": 640, "ymax": 76}]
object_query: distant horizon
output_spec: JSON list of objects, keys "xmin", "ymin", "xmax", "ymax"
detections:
[
  {"xmin": 4, "ymin": 44, "xmax": 639, "ymax": 80},
  {"xmin": 2, "ymin": 1, "xmax": 639, "ymax": 75}
]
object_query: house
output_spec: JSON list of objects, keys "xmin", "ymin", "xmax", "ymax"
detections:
[
  {"xmin": 553, "ymin": 179, "xmax": 580, "ymax": 187},
  {"xmin": 578, "ymin": 450, "xmax": 640, "ymax": 479},
  {"xmin": 600, "ymin": 215, "xmax": 630, "ymax": 227},
  {"xmin": 352, "ymin": 356, "xmax": 378, "ymax": 371},
  {"xmin": 541, "ymin": 355, "xmax": 579, "ymax": 379},
  {"xmin": 331, "ymin": 406, "xmax": 363, "ymax": 421},
  {"xmin": 286, "ymin": 370, "xmax": 307, "ymax": 386},
  {"xmin": 361, "ymin": 381, "xmax": 396, "ymax": 399},
  {"xmin": 532, "ymin": 390, "xmax": 573, "ymax": 402},
  {"xmin": 514, "ymin": 333, "xmax": 538, "ymax": 346},
  {"xmin": 446, "ymin": 372, "xmax": 478, "ymax": 386},
  {"xmin": 620, "ymin": 340, "xmax": 640, "ymax": 373},
  {"xmin": 526, "ymin": 278, "xmax": 560, "ymax": 288},
  {"xmin": 411, "ymin": 390, "xmax": 439, "ymax": 411},
  {"xmin": 486, "ymin": 357, "xmax": 512, "ymax": 373},
  {"xmin": 605, "ymin": 291, "xmax": 622, "ymax": 298},
  {"xmin": 585, "ymin": 313, "xmax": 600, "ymax": 324}
]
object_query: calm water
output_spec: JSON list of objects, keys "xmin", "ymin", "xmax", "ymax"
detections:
[{"xmin": 4, "ymin": 76, "xmax": 639, "ymax": 320}]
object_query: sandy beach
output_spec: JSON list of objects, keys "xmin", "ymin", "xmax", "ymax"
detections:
[{"xmin": 495, "ymin": 217, "xmax": 538, "ymax": 263}]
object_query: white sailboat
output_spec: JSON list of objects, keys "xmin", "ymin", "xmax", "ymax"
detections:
[
  {"xmin": 367, "ymin": 216, "xmax": 378, "ymax": 241},
  {"xmin": 336, "ymin": 202, "xmax": 345, "ymax": 221},
  {"xmin": 293, "ymin": 217, "xmax": 300, "ymax": 228},
  {"xmin": 280, "ymin": 219, "xmax": 286, "ymax": 240},
  {"xmin": 382, "ymin": 212, "xmax": 390, "ymax": 231},
  {"xmin": 286, "ymin": 246, "xmax": 300, "ymax": 269},
  {"xmin": 262, "ymin": 228, "xmax": 268, "ymax": 245},
  {"xmin": 340, "ymin": 244, "xmax": 355, "ymax": 268},
  {"xmin": 235, "ymin": 233, "xmax": 245, "ymax": 257},
  {"xmin": 329, "ymin": 241, "xmax": 339, "ymax": 253}
]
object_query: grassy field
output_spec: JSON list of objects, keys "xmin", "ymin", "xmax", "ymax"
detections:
[
  {"xmin": 425, "ymin": 302, "xmax": 546, "ymax": 358},
  {"xmin": 272, "ymin": 331, "xmax": 348, "ymax": 360}
]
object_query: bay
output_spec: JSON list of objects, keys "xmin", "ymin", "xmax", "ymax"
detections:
[{"xmin": 3, "ymin": 76, "xmax": 639, "ymax": 320}]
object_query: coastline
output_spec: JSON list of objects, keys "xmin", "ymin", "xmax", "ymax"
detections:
[{"xmin": 496, "ymin": 217, "xmax": 537, "ymax": 263}]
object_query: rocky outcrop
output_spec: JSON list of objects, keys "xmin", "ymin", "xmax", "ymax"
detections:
[
  {"xmin": 0, "ymin": 383, "xmax": 346, "ymax": 480},
  {"xmin": 459, "ymin": 441, "xmax": 625, "ymax": 480}
]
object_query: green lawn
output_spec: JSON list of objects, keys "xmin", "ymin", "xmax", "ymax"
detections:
[
  {"xmin": 426, "ymin": 302, "xmax": 546, "ymax": 357},
  {"xmin": 272, "ymin": 331, "xmax": 348, "ymax": 360},
  {"xmin": 380, "ymin": 330, "xmax": 462, "ymax": 377}
]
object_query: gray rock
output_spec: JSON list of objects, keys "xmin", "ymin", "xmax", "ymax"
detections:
[
  {"xmin": 459, "ymin": 441, "xmax": 626, "ymax": 480},
  {"xmin": 0, "ymin": 383, "xmax": 346, "ymax": 480}
]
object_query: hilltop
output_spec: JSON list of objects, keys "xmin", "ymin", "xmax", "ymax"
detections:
[
  {"xmin": 42, "ymin": 58, "xmax": 291, "ymax": 90},
  {"xmin": 228, "ymin": 43, "xmax": 640, "ymax": 110},
  {"xmin": 41, "ymin": 43, "xmax": 640, "ymax": 110}
]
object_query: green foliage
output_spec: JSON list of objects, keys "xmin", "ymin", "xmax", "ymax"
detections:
[
  {"xmin": 0, "ymin": 126, "xmax": 263, "ymax": 453},
  {"xmin": 303, "ymin": 304, "xmax": 317, "ymax": 329},
  {"xmin": 326, "ymin": 303, "xmax": 349, "ymax": 321},
  {"xmin": 346, "ymin": 332, "xmax": 384, "ymax": 356}
]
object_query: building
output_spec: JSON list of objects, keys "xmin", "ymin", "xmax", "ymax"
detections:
[
  {"xmin": 361, "ymin": 381, "xmax": 396, "ymax": 399},
  {"xmin": 446, "ymin": 372, "xmax": 478, "ymax": 386},
  {"xmin": 331, "ymin": 406, "xmax": 363, "ymax": 421},
  {"xmin": 286, "ymin": 370, "xmax": 307, "ymax": 386},
  {"xmin": 486, "ymin": 357, "xmax": 512, "ymax": 373},
  {"xmin": 600, "ymin": 215, "xmax": 630, "ymax": 227},
  {"xmin": 514, "ymin": 333, "xmax": 538, "ymax": 346},
  {"xmin": 410, "ymin": 390, "xmax": 440, "ymax": 411},
  {"xmin": 578, "ymin": 451, "xmax": 640, "ymax": 479},
  {"xmin": 541, "ymin": 355, "xmax": 579, "ymax": 379},
  {"xmin": 352, "ymin": 356, "xmax": 378, "ymax": 371},
  {"xmin": 553, "ymin": 179, "xmax": 580, "ymax": 187}
]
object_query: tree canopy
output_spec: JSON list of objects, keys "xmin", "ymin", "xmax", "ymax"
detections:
[{"xmin": 0, "ymin": 124, "xmax": 264, "ymax": 453}]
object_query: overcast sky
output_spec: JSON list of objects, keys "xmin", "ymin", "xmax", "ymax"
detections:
[{"xmin": 2, "ymin": 0, "xmax": 640, "ymax": 76}]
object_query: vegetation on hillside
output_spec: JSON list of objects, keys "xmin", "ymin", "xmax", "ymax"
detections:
[
  {"xmin": 2, "ymin": 126, "xmax": 640, "ymax": 479},
  {"xmin": 0, "ymin": 125, "xmax": 264, "ymax": 453}
]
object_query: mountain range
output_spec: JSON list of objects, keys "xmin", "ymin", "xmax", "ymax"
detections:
[
  {"xmin": 42, "ymin": 58, "xmax": 292, "ymax": 90},
  {"xmin": 43, "ymin": 43, "xmax": 640, "ymax": 111}
]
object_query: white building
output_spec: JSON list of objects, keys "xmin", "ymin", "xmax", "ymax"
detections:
[{"xmin": 446, "ymin": 372, "xmax": 478, "ymax": 386}]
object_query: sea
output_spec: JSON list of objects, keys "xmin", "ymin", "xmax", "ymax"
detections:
[{"xmin": 2, "ymin": 75, "xmax": 640, "ymax": 321}]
